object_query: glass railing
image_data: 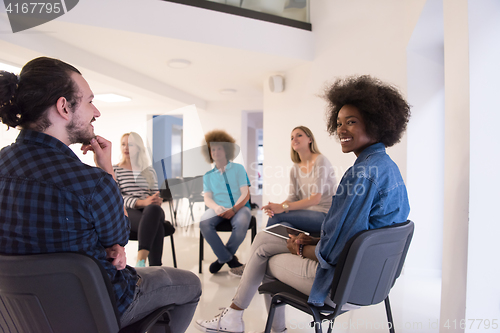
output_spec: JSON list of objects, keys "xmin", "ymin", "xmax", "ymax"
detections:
[
  {"xmin": 206, "ymin": 0, "xmax": 309, "ymax": 23},
  {"xmin": 164, "ymin": 0, "xmax": 311, "ymax": 30}
]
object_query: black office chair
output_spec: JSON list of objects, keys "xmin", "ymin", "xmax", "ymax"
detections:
[
  {"xmin": 159, "ymin": 179, "xmax": 176, "ymax": 225},
  {"xmin": 258, "ymin": 220, "xmax": 414, "ymax": 333},
  {"xmin": 166, "ymin": 177, "xmax": 191, "ymax": 226},
  {"xmin": 199, "ymin": 215, "xmax": 257, "ymax": 273},
  {"xmin": 128, "ymin": 221, "xmax": 177, "ymax": 268},
  {"xmin": 186, "ymin": 176, "xmax": 204, "ymax": 223},
  {"xmin": 0, "ymin": 252, "xmax": 171, "ymax": 333}
]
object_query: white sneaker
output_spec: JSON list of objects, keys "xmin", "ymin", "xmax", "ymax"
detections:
[{"xmin": 195, "ymin": 307, "xmax": 244, "ymax": 333}]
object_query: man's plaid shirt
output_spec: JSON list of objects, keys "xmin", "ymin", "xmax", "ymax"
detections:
[{"xmin": 0, "ymin": 129, "xmax": 137, "ymax": 316}]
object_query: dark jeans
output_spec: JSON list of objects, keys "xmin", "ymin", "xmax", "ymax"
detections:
[{"xmin": 127, "ymin": 205, "xmax": 165, "ymax": 266}]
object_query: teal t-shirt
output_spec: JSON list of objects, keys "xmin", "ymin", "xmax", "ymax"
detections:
[{"xmin": 203, "ymin": 162, "xmax": 251, "ymax": 209}]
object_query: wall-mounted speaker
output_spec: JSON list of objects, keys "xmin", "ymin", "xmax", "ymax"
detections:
[{"xmin": 269, "ymin": 75, "xmax": 285, "ymax": 93}]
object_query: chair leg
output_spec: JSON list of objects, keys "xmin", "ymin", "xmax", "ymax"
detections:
[
  {"xmin": 385, "ymin": 296, "xmax": 396, "ymax": 333},
  {"xmin": 170, "ymin": 235, "xmax": 177, "ymax": 268},
  {"xmin": 169, "ymin": 203, "xmax": 176, "ymax": 227},
  {"xmin": 264, "ymin": 298, "xmax": 279, "ymax": 333},
  {"xmin": 326, "ymin": 320, "xmax": 335, "ymax": 333},
  {"xmin": 189, "ymin": 202, "xmax": 195, "ymax": 222},
  {"xmin": 251, "ymin": 222, "xmax": 257, "ymax": 242},
  {"xmin": 310, "ymin": 308, "xmax": 324, "ymax": 333},
  {"xmin": 199, "ymin": 232, "xmax": 204, "ymax": 274},
  {"xmin": 174, "ymin": 199, "xmax": 180, "ymax": 222}
]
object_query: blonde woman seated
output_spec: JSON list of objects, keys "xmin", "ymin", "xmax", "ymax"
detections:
[
  {"xmin": 113, "ymin": 132, "xmax": 167, "ymax": 267},
  {"xmin": 263, "ymin": 126, "xmax": 336, "ymax": 235},
  {"xmin": 200, "ymin": 130, "xmax": 252, "ymax": 276}
]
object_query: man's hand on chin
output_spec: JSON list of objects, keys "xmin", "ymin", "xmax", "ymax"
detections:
[{"xmin": 81, "ymin": 136, "xmax": 116, "ymax": 178}]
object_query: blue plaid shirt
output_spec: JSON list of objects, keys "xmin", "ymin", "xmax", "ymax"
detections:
[{"xmin": 0, "ymin": 130, "xmax": 137, "ymax": 316}]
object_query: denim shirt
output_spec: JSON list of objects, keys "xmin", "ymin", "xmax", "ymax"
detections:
[{"xmin": 308, "ymin": 143, "xmax": 410, "ymax": 306}]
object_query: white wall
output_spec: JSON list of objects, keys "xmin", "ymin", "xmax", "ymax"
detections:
[
  {"xmin": 197, "ymin": 100, "xmax": 263, "ymax": 166},
  {"xmin": 0, "ymin": 126, "xmax": 19, "ymax": 151},
  {"xmin": 406, "ymin": 0, "xmax": 445, "ymax": 278},
  {"xmin": 243, "ymin": 111, "xmax": 263, "ymax": 199},
  {"xmin": 466, "ymin": 0, "xmax": 500, "ymax": 327},
  {"xmin": 56, "ymin": 0, "xmax": 314, "ymax": 61},
  {"xmin": 441, "ymin": 0, "xmax": 470, "ymax": 330}
]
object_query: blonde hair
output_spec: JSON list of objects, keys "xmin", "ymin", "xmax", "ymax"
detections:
[
  {"xmin": 290, "ymin": 126, "xmax": 321, "ymax": 163},
  {"xmin": 120, "ymin": 132, "xmax": 155, "ymax": 189},
  {"xmin": 201, "ymin": 129, "xmax": 236, "ymax": 163}
]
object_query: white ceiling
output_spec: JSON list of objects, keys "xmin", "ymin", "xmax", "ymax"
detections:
[{"xmin": 0, "ymin": 0, "xmax": 313, "ymax": 113}]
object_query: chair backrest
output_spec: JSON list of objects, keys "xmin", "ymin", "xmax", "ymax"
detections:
[
  {"xmin": 0, "ymin": 252, "xmax": 120, "ymax": 333},
  {"xmin": 187, "ymin": 176, "xmax": 204, "ymax": 197},
  {"xmin": 330, "ymin": 220, "xmax": 414, "ymax": 307},
  {"xmin": 166, "ymin": 177, "xmax": 190, "ymax": 200},
  {"xmin": 160, "ymin": 179, "xmax": 173, "ymax": 201}
]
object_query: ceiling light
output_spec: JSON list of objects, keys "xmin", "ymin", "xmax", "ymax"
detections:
[
  {"xmin": 0, "ymin": 61, "xmax": 21, "ymax": 74},
  {"xmin": 94, "ymin": 94, "xmax": 131, "ymax": 103},
  {"xmin": 167, "ymin": 59, "xmax": 191, "ymax": 69},
  {"xmin": 220, "ymin": 89, "xmax": 237, "ymax": 95}
]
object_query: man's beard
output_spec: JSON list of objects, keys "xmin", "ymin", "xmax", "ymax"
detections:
[{"xmin": 67, "ymin": 117, "xmax": 95, "ymax": 145}]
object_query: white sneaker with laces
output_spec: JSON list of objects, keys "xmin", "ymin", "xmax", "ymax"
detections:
[{"xmin": 195, "ymin": 307, "xmax": 244, "ymax": 333}]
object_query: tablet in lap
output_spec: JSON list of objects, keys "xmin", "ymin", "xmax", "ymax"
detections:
[{"xmin": 263, "ymin": 224, "xmax": 309, "ymax": 240}]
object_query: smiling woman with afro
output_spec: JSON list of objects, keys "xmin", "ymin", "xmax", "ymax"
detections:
[{"xmin": 325, "ymin": 75, "xmax": 411, "ymax": 147}]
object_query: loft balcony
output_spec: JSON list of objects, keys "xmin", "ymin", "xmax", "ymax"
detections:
[{"xmin": 163, "ymin": 0, "xmax": 311, "ymax": 30}]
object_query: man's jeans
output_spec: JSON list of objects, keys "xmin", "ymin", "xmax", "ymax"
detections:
[
  {"xmin": 120, "ymin": 266, "xmax": 201, "ymax": 333},
  {"xmin": 199, "ymin": 206, "xmax": 252, "ymax": 263}
]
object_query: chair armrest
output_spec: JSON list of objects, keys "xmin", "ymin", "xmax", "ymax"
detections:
[{"xmin": 259, "ymin": 281, "xmax": 338, "ymax": 316}]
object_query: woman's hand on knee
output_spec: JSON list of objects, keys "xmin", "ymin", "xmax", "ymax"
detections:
[
  {"xmin": 136, "ymin": 192, "xmax": 162, "ymax": 208},
  {"xmin": 262, "ymin": 202, "xmax": 281, "ymax": 217}
]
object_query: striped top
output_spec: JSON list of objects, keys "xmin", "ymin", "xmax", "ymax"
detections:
[{"xmin": 113, "ymin": 165, "xmax": 159, "ymax": 209}]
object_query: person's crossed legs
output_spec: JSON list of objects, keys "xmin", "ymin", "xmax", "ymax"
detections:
[{"xmin": 200, "ymin": 206, "xmax": 252, "ymax": 273}]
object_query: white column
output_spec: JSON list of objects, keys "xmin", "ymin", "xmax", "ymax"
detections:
[
  {"xmin": 440, "ymin": 0, "xmax": 470, "ymax": 331},
  {"xmin": 466, "ymin": 0, "xmax": 500, "ymax": 329}
]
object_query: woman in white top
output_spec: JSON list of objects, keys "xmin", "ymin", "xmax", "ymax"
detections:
[
  {"xmin": 113, "ymin": 132, "xmax": 166, "ymax": 267},
  {"xmin": 263, "ymin": 126, "xmax": 336, "ymax": 234}
]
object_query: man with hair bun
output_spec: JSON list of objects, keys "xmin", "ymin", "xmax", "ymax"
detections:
[{"xmin": 0, "ymin": 57, "xmax": 201, "ymax": 332}]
